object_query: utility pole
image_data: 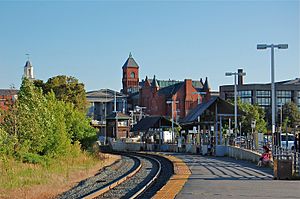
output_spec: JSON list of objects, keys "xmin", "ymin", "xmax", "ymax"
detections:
[
  {"xmin": 192, "ymin": 91, "xmax": 206, "ymax": 146},
  {"xmin": 166, "ymin": 100, "xmax": 179, "ymax": 143}
]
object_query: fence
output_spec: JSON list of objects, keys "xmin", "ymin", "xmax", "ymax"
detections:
[{"xmin": 273, "ymin": 146, "xmax": 300, "ymax": 176}]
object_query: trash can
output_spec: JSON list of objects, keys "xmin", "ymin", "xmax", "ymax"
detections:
[{"xmin": 273, "ymin": 155, "xmax": 293, "ymax": 180}]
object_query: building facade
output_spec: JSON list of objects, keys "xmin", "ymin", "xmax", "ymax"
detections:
[
  {"xmin": 220, "ymin": 70, "xmax": 300, "ymax": 121},
  {"xmin": 86, "ymin": 89, "xmax": 127, "ymax": 122},
  {"xmin": 122, "ymin": 53, "xmax": 139, "ymax": 94},
  {"xmin": 121, "ymin": 53, "xmax": 212, "ymax": 121},
  {"xmin": 0, "ymin": 89, "xmax": 18, "ymax": 111},
  {"xmin": 139, "ymin": 77, "xmax": 211, "ymax": 120}
]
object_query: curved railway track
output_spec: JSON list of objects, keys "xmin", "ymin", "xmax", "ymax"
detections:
[{"xmin": 57, "ymin": 152, "xmax": 173, "ymax": 199}]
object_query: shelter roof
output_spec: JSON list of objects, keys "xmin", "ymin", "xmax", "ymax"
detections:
[
  {"xmin": 181, "ymin": 96, "xmax": 243, "ymax": 125},
  {"xmin": 131, "ymin": 116, "xmax": 179, "ymax": 132}
]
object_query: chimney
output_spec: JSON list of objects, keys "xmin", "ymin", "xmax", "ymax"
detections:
[
  {"xmin": 238, "ymin": 69, "xmax": 244, "ymax": 85},
  {"xmin": 185, "ymin": 79, "xmax": 193, "ymax": 97}
]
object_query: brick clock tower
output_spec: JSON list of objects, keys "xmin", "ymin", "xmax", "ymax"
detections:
[{"xmin": 122, "ymin": 53, "xmax": 139, "ymax": 94}]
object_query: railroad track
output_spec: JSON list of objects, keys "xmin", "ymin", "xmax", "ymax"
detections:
[{"xmin": 57, "ymin": 152, "xmax": 173, "ymax": 199}]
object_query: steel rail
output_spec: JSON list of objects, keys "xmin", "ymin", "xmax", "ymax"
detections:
[
  {"xmin": 83, "ymin": 154, "xmax": 141, "ymax": 199},
  {"xmin": 83, "ymin": 153, "xmax": 162, "ymax": 199},
  {"xmin": 129, "ymin": 154, "xmax": 162, "ymax": 199}
]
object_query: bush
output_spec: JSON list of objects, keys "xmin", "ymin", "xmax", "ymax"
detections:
[{"xmin": 22, "ymin": 153, "xmax": 48, "ymax": 165}]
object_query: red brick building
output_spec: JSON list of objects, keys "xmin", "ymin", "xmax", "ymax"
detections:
[
  {"xmin": 122, "ymin": 53, "xmax": 139, "ymax": 94},
  {"xmin": 0, "ymin": 89, "xmax": 18, "ymax": 111},
  {"xmin": 121, "ymin": 53, "xmax": 211, "ymax": 120},
  {"xmin": 139, "ymin": 76, "xmax": 211, "ymax": 120}
]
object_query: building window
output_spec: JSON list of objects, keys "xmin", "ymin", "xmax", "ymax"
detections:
[
  {"xmin": 277, "ymin": 90, "xmax": 292, "ymax": 106},
  {"xmin": 256, "ymin": 90, "xmax": 270, "ymax": 97},
  {"xmin": 277, "ymin": 98, "xmax": 291, "ymax": 106},
  {"xmin": 130, "ymin": 72, "xmax": 135, "ymax": 78},
  {"xmin": 241, "ymin": 98, "xmax": 252, "ymax": 104},
  {"xmin": 237, "ymin": 90, "xmax": 252, "ymax": 104},
  {"xmin": 238, "ymin": 90, "xmax": 252, "ymax": 97},
  {"xmin": 277, "ymin": 90, "xmax": 291, "ymax": 98},
  {"xmin": 256, "ymin": 97, "xmax": 270, "ymax": 106}
]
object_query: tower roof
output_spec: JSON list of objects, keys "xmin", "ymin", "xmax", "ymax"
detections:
[
  {"xmin": 203, "ymin": 77, "xmax": 211, "ymax": 91},
  {"xmin": 122, "ymin": 53, "xmax": 139, "ymax": 68},
  {"xmin": 151, "ymin": 75, "xmax": 159, "ymax": 88},
  {"xmin": 24, "ymin": 60, "xmax": 32, "ymax": 68}
]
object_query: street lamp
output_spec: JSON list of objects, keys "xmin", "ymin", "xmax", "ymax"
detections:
[
  {"xmin": 225, "ymin": 70, "xmax": 246, "ymax": 141},
  {"xmin": 166, "ymin": 100, "xmax": 179, "ymax": 143},
  {"xmin": 257, "ymin": 43, "xmax": 288, "ymax": 147}
]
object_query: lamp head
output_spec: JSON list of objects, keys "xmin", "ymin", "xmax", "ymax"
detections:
[
  {"xmin": 278, "ymin": 44, "xmax": 288, "ymax": 49},
  {"xmin": 257, "ymin": 44, "xmax": 267, "ymax": 49}
]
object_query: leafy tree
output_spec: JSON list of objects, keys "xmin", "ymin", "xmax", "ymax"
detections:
[
  {"xmin": 238, "ymin": 100, "xmax": 267, "ymax": 134},
  {"xmin": 282, "ymin": 101, "xmax": 300, "ymax": 129},
  {"xmin": 64, "ymin": 102, "xmax": 97, "ymax": 149},
  {"xmin": 43, "ymin": 75, "xmax": 88, "ymax": 112},
  {"xmin": 16, "ymin": 77, "xmax": 48, "ymax": 155},
  {"xmin": 0, "ymin": 77, "xmax": 96, "ymax": 162},
  {"xmin": 0, "ymin": 127, "xmax": 17, "ymax": 157}
]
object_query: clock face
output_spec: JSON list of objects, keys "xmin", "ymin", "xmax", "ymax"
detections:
[{"xmin": 130, "ymin": 72, "xmax": 135, "ymax": 78}]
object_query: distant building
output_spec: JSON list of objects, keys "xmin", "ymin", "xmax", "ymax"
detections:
[
  {"xmin": 106, "ymin": 112, "xmax": 131, "ymax": 139},
  {"xmin": 139, "ymin": 76, "xmax": 211, "ymax": 120},
  {"xmin": 220, "ymin": 69, "xmax": 300, "ymax": 121},
  {"xmin": 23, "ymin": 60, "xmax": 34, "ymax": 80},
  {"xmin": 120, "ymin": 53, "xmax": 214, "ymax": 120},
  {"xmin": 122, "ymin": 53, "xmax": 139, "ymax": 94},
  {"xmin": 0, "ymin": 89, "xmax": 18, "ymax": 111},
  {"xmin": 86, "ymin": 89, "xmax": 127, "ymax": 122}
]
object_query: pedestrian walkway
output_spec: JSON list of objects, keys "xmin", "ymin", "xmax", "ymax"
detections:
[{"xmin": 174, "ymin": 154, "xmax": 300, "ymax": 199}]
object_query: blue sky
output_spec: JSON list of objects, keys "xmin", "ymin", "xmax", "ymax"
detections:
[{"xmin": 0, "ymin": 0, "xmax": 299, "ymax": 92}]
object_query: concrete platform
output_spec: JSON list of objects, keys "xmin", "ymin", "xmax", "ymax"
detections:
[{"xmin": 174, "ymin": 154, "xmax": 300, "ymax": 199}]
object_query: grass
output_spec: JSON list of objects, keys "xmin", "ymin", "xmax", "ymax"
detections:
[{"xmin": 0, "ymin": 151, "xmax": 107, "ymax": 198}]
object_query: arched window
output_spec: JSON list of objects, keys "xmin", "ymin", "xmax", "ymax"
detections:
[{"xmin": 130, "ymin": 72, "xmax": 135, "ymax": 78}]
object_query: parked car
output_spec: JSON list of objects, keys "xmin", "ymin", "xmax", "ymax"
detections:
[
  {"xmin": 281, "ymin": 133, "xmax": 295, "ymax": 150},
  {"xmin": 234, "ymin": 136, "xmax": 246, "ymax": 146}
]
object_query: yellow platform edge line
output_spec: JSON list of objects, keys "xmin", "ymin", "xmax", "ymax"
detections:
[{"xmin": 152, "ymin": 153, "xmax": 191, "ymax": 199}]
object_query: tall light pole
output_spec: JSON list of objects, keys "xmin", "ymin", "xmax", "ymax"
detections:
[
  {"xmin": 225, "ymin": 70, "xmax": 246, "ymax": 140},
  {"xmin": 192, "ymin": 91, "xmax": 206, "ymax": 145},
  {"xmin": 166, "ymin": 100, "xmax": 179, "ymax": 143},
  {"xmin": 257, "ymin": 43, "xmax": 288, "ymax": 147}
]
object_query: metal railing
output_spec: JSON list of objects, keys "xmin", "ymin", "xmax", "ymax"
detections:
[{"xmin": 273, "ymin": 145, "xmax": 300, "ymax": 176}]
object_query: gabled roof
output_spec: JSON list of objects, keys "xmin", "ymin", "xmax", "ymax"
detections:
[
  {"xmin": 181, "ymin": 96, "xmax": 243, "ymax": 125},
  {"xmin": 158, "ymin": 82, "xmax": 184, "ymax": 97},
  {"xmin": 151, "ymin": 75, "xmax": 159, "ymax": 88},
  {"xmin": 122, "ymin": 53, "xmax": 139, "ymax": 68},
  {"xmin": 0, "ymin": 89, "xmax": 18, "ymax": 96},
  {"xmin": 131, "ymin": 116, "xmax": 179, "ymax": 132},
  {"xmin": 203, "ymin": 77, "xmax": 210, "ymax": 91}
]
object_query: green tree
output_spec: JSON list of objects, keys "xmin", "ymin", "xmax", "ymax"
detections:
[
  {"xmin": 0, "ymin": 77, "xmax": 96, "ymax": 162},
  {"xmin": 238, "ymin": 100, "xmax": 267, "ymax": 134},
  {"xmin": 43, "ymin": 76, "xmax": 88, "ymax": 112},
  {"xmin": 282, "ymin": 101, "xmax": 300, "ymax": 129},
  {"xmin": 16, "ymin": 77, "xmax": 48, "ymax": 155},
  {"xmin": 64, "ymin": 102, "xmax": 97, "ymax": 149}
]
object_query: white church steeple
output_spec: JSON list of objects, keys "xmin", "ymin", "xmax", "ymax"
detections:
[{"xmin": 23, "ymin": 54, "xmax": 34, "ymax": 80}]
